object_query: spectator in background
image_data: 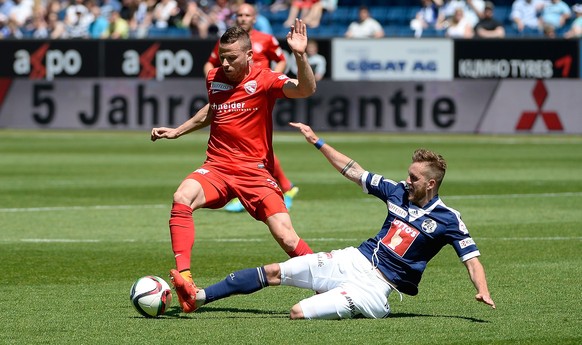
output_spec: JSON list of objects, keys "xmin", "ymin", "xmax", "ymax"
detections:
[
  {"xmin": 446, "ymin": 6, "xmax": 474, "ymax": 37},
  {"xmin": 7, "ymin": 0, "xmax": 33, "ymax": 28},
  {"xmin": 0, "ymin": 0, "xmax": 15, "ymax": 27},
  {"xmin": 474, "ymin": 1, "xmax": 505, "ymax": 38},
  {"xmin": 462, "ymin": 0, "xmax": 484, "ymax": 27},
  {"xmin": 540, "ymin": 0, "xmax": 571, "ymax": 33},
  {"xmin": 45, "ymin": 9, "xmax": 66, "ymax": 38},
  {"xmin": 100, "ymin": 0, "xmax": 122, "ymax": 19},
  {"xmin": 410, "ymin": 0, "xmax": 441, "ymax": 37},
  {"xmin": 30, "ymin": 0, "xmax": 66, "ymax": 38},
  {"xmin": 206, "ymin": 0, "xmax": 234, "ymax": 37},
  {"xmin": 64, "ymin": 0, "xmax": 94, "ymax": 38},
  {"xmin": 152, "ymin": 0, "xmax": 177, "ymax": 29},
  {"xmin": 345, "ymin": 5, "xmax": 384, "ymax": 38},
  {"xmin": 564, "ymin": 3, "xmax": 582, "ymax": 38},
  {"xmin": 88, "ymin": 0, "xmax": 109, "ymax": 37},
  {"xmin": 437, "ymin": 0, "xmax": 483, "ymax": 30},
  {"xmin": 181, "ymin": 0, "xmax": 210, "ymax": 38},
  {"xmin": 283, "ymin": 0, "xmax": 322, "ymax": 28},
  {"xmin": 104, "ymin": 9, "xmax": 129, "ymax": 38},
  {"xmin": 123, "ymin": 0, "xmax": 153, "ymax": 38},
  {"xmin": 510, "ymin": 0, "xmax": 544, "ymax": 35},
  {"xmin": 289, "ymin": 39, "xmax": 326, "ymax": 81},
  {"xmin": 270, "ymin": 0, "xmax": 289, "ymax": 13}
]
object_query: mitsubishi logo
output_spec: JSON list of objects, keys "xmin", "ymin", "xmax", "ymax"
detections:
[{"xmin": 516, "ymin": 79, "xmax": 563, "ymax": 131}]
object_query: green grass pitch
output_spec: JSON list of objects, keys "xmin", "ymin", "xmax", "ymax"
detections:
[{"xmin": 0, "ymin": 130, "xmax": 581, "ymax": 344}]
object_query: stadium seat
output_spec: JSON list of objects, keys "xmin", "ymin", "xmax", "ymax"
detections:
[{"xmin": 385, "ymin": 7, "xmax": 409, "ymax": 26}]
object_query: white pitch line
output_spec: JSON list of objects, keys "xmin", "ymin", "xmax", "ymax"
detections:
[
  {"xmin": 444, "ymin": 192, "xmax": 582, "ymax": 200},
  {"xmin": 1, "ymin": 192, "xmax": 580, "ymax": 213},
  {"xmin": 0, "ymin": 204, "xmax": 167, "ymax": 213},
  {"xmin": 11, "ymin": 236, "xmax": 581, "ymax": 244}
]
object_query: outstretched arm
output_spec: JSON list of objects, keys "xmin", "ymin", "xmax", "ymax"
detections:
[
  {"xmin": 151, "ymin": 104, "xmax": 214, "ymax": 141},
  {"xmin": 463, "ymin": 257, "xmax": 496, "ymax": 309},
  {"xmin": 289, "ymin": 122, "xmax": 364, "ymax": 185},
  {"xmin": 282, "ymin": 19, "xmax": 316, "ymax": 99}
]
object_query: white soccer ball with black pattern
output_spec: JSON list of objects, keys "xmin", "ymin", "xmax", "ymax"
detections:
[{"xmin": 130, "ymin": 275, "xmax": 172, "ymax": 318}]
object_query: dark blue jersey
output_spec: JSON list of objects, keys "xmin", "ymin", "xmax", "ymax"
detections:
[{"xmin": 357, "ymin": 172, "xmax": 480, "ymax": 296}]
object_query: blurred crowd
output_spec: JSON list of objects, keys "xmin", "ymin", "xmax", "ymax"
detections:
[
  {"xmin": 410, "ymin": 0, "xmax": 582, "ymax": 39},
  {"xmin": 0, "ymin": 0, "xmax": 581, "ymax": 39},
  {"xmin": 0, "ymin": 0, "xmax": 249, "ymax": 39}
]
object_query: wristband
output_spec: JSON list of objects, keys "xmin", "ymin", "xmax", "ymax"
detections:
[{"xmin": 314, "ymin": 138, "xmax": 325, "ymax": 150}]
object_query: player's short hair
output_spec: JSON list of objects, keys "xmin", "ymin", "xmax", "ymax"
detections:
[
  {"xmin": 220, "ymin": 26, "xmax": 252, "ymax": 52},
  {"xmin": 412, "ymin": 148, "xmax": 447, "ymax": 187}
]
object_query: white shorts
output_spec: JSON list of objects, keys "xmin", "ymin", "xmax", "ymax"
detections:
[{"xmin": 279, "ymin": 247, "xmax": 393, "ymax": 319}]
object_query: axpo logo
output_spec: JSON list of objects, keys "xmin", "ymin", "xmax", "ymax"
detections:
[
  {"xmin": 121, "ymin": 43, "xmax": 193, "ymax": 80},
  {"xmin": 13, "ymin": 43, "xmax": 82, "ymax": 81}
]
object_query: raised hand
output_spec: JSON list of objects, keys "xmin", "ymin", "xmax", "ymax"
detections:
[{"xmin": 286, "ymin": 18, "xmax": 308, "ymax": 55}]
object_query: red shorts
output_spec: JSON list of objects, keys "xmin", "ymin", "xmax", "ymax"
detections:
[{"xmin": 185, "ymin": 161, "xmax": 287, "ymax": 221}]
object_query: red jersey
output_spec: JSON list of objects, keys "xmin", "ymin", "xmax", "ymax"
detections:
[
  {"xmin": 205, "ymin": 66, "xmax": 289, "ymax": 171},
  {"xmin": 207, "ymin": 30, "xmax": 286, "ymax": 71}
]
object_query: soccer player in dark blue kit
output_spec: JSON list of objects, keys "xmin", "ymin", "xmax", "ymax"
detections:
[{"xmin": 170, "ymin": 122, "xmax": 496, "ymax": 319}]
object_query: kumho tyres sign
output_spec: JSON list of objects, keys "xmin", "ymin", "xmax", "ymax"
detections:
[{"xmin": 455, "ymin": 39, "xmax": 579, "ymax": 79}]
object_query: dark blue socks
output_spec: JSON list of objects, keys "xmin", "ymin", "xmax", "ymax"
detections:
[{"xmin": 204, "ymin": 267, "xmax": 269, "ymax": 304}]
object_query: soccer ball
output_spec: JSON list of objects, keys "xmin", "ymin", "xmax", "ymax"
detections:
[{"xmin": 130, "ymin": 275, "xmax": 172, "ymax": 318}]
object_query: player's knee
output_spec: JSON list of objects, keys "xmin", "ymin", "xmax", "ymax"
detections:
[
  {"xmin": 289, "ymin": 303, "xmax": 305, "ymax": 320},
  {"xmin": 173, "ymin": 190, "xmax": 189, "ymax": 205}
]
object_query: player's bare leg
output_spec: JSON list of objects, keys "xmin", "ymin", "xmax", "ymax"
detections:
[
  {"xmin": 264, "ymin": 212, "xmax": 313, "ymax": 257},
  {"xmin": 169, "ymin": 178, "xmax": 206, "ymax": 311}
]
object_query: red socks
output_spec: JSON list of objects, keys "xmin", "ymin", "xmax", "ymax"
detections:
[
  {"xmin": 169, "ymin": 202, "xmax": 194, "ymax": 272},
  {"xmin": 272, "ymin": 155, "xmax": 293, "ymax": 193},
  {"xmin": 286, "ymin": 238, "xmax": 314, "ymax": 258}
]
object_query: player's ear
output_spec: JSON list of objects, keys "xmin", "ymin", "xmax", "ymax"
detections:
[
  {"xmin": 246, "ymin": 49, "xmax": 253, "ymax": 62},
  {"xmin": 427, "ymin": 178, "xmax": 436, "ymax": 191}
]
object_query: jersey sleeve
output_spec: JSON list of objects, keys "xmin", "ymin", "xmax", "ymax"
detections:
[
  {"xmin": 261, "ymin": 69, "xmax": 290, "ymax": 99},
  {"xmin": 265, "ymin": 35, "xmax": 286, "ymax": 64},
  {"xmin": 206, "ymin": 41, "xmax": 220, "ymax": 67},
  {"xmin": 447, "ymin": 213, "xmax": 481, "ymax": 262},
  {"xmin": 360, "ymin": 171, "xmax": 400, "ymax": 202}
]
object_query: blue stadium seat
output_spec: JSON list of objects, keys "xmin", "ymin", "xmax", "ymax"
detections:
[
  {"xmin": 368, "ymin": 6, "xmax": 388, "ymax": 24},
  {"xmin": 147, "ymin": 27, "xmax": 192, "ymax": 38},
  {"xmin": 385, "ymin": 7, "xmax": 409, "ymax": 26},
  {"xmin": 328, "ymin": 6, "xmax": 358, "ymax": 25},
  {"xmin": 495, "ymin": 6, "xmax": 511, "ymax": 25}
]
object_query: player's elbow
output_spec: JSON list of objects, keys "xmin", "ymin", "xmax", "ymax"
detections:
[{"xmin": 302, "ymin": 83, "xmax": 317, "ymax": 97}]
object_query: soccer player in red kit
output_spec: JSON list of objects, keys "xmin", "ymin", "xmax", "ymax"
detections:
[
  {"xmin": 150, "ymin": 19, "xmax": 317, "ymax": 313},
  {"xmin": 204, "ymin": 3, "xmax": 286, "ymax": 75},
  {"xmin": 204, "ymin": 3, "xmax": 299, "ymax": 213}
]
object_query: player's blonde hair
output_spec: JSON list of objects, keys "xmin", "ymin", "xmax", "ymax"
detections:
[{"xmin": 412, "ymin": 149, "xmax": 447, "ymax": 188}]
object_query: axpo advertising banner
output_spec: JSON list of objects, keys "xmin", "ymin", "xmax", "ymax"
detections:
[
  {"xmin": 0, "ymin": 39, "xmax": 214, "ymax": 81},
  {"xmin": 332, "ymin": 38, "xmax": 453, "ymax": 81}
]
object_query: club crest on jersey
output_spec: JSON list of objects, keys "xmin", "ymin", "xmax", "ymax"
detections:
[
  {"xmin": 210, "ymin": 81, "xmax": 233, "ymax": 93},
  {"xmin": 421, "ymin": 219, "xmax": 437, "ymax": 233},
  {"xmin": 244, "ymin": 80, "xmax": 257, "ymax": 94}
]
